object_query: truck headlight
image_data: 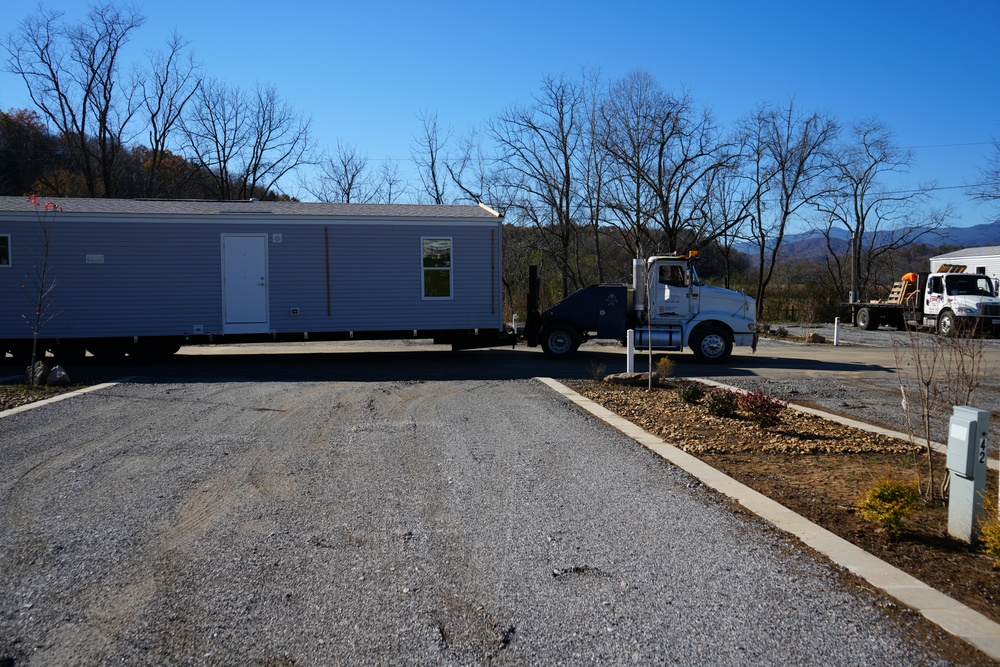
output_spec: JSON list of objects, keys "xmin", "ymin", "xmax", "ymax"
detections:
[{"xmin": 956, "ymin": 306, "xmax": 978, "ymax": 315}]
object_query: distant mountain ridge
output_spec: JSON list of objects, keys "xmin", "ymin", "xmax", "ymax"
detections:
[{"xmin": 736, "ymin": 219, "xmax": 1000, "ymax": 262}]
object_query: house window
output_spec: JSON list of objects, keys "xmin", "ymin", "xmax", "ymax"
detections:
[
  {"xmin": 976, "ymin": 266, "xmax": 986, "ymax": 274},
  {"xmin": 422, "ymin": 237, "xmax": 452, "ymax": 299},
  {"xmin": 0, "ymin": 235, "xmax": 9, "ymax": 267}
]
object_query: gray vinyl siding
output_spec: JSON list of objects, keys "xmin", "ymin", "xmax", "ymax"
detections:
[
  {"xmin": 268, "ymin": 223, "xmax": 498, "ymax": 332},
  {"xmin": 1, "ymin": 220, "xmax": 224, "ymax": 338},
  {"xmin": 0, "ymin": 205, "xmax": 502, "ymax": 340}
]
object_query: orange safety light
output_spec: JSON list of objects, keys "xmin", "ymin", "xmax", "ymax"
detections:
[{"xmin": 901, "ymin": 272, "xmax": 918, "ymax": 283}]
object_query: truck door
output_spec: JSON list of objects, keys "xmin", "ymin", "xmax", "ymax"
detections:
[
  {"xmin": 924, "ymin": 275, "xmax": 944, "ymax": 317},
  {"xmin": 649, "ymin": 261, "xmax": 692, "ymax": 321}
]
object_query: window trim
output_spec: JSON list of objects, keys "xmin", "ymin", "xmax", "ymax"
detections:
[
  {"xmin": 421, "ymin": 236, "xmax": 453, "ymax": 300},
  {"xmin": 0, "ymin": 234, "xmax": 10, "ymax": 268}
]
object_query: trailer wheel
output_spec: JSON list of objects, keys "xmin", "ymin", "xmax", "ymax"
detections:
[
  {"xmin": 540, "ymin": 324, "xmax": 580, "ymax": 359},
  {"xmin": 690, "ymin": 326, "xmax": 733, "ymax": 363},
  {"xmin": 856, "ymin": 307, "xmax": 878, "ymax": 331},
  {"xmin": 937, "ymin": 309, "xmax": 957, "ymax": 337}
]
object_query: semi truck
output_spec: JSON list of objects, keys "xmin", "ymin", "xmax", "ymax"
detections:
[
  {"xmin": 849, "ymin": 265, "xmax": 1000, "ymax": 336},
  {"xmin": 524, "ymin": 252, "xmax": 757, "ymax": 362}
]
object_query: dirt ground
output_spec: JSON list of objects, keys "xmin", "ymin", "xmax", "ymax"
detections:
[{"xmin": 570, "ymin": 380, "xmax": 1000, "ymax": 626}]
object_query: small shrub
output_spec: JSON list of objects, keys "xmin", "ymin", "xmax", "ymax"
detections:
[
  {"xmin": 980, "ymin": 515, "xmax": 1000, "ymax": 568},
  {"xmin": 704, "ymin": 388, "xmax": 740, "ymax": 418},
  {"xmin": 774, "ymin": 326, "xmax": 788, "ymax": 338},
  {"xmin": 857, "ymin": 478, "xmax": 920, "ymax": 540},
  {"xmin": 655, "ymin": 356, "xmax": 674, "ymax": 379},
  {"xmin": 674, "ymin": 379, "xmax": 706, "ymax": 404},
  {"xmin": 737, "ymin": 390, "xmax": 787, "ymax": 429},
  {"xmin": 587, "ymin": 362, "xmax": 606, "ymax": 381},
  {"xmin": 757, "ymin": 323, "xmax": 772, "ymax": 335}
]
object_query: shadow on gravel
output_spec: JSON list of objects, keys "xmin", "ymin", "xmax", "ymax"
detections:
[{"xmin": 3, "ymin": 344, "xmax": 895, "ymax": 385}]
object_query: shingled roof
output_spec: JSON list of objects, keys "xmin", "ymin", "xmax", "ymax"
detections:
[
  {"xmin": 0, "ymin": 197, "xmax": 500, "ymax": 219},
  {"xmin": 932, "ymin": 246, "xmax": 1000, "ymax": 259}
]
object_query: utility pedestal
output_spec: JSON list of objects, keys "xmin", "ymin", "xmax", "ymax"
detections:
[{"xmin": 946, "ymin": 406, "xmax": 990, "ymax": 543}]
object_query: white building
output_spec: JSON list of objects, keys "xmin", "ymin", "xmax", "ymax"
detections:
[{"xmin": 930, "ymin": 246, "xmax": 1000, "ymax": 292}]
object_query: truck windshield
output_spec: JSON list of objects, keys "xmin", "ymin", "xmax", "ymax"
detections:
[{"xmin": 945, "ymin": 275, "xmax": 995, "ymax": 297}]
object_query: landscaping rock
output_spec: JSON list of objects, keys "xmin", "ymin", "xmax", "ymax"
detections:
[
  {"xmin": 25, "ymin": 361, "xmax": 50, "ymax": 386},
  {"xmin": 805, "ymin": 332, "xmax": 826, "ymax": 343},
  {"xmin": 46, "ymin": 365, "xmax": 71, "ymax": 386},
  {"xmin": 604, "ymin": 371, "xmax": 660, "ymax": 387}
]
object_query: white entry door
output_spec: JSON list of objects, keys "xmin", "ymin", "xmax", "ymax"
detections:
[{"xmin": 222, "ymin": 234, "xmax": 269, "ymax": 333}]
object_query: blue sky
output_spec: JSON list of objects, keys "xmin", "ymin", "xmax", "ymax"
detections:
[{"xmin": 2, "ymin": 0, "xmax": 999, "ymax": 227}]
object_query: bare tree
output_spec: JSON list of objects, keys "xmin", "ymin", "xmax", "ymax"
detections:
[
  {"xmin": 741, "ymin": 101, "xmax": 838, "ymax": 320},
  {"xmin": 600, "ymin": 70, "xmax": 738, "ymax": 256},
  {"xmin": 706, "ymin": 161, "xmax": 756, "ymax": 289},
  {"xmin": 243, "ymin": 84, "xmax": 315, "ymax": 199},
  {"xmin": 411, "ymin": 110, "xmax": 450, "ymax": 204},
  {"xmin": 138, "ymin": 32, "xmax": 200, "ymax": 197},
  {"xmin": 598, "ymin": 69, "xmax": 657, "ymax": 260},
  {"xmin": 307, "ymin": 145, "xmax": 410, "ymax": 204},
  {"xmin": 814, "ymin": 118, "xmax": 944, "ymax": 303},
  {"xmin": 489, "ymin": 75, "xmax": 587, "ymax": 297},
  {"xmin": 308, "ymin": 141, "xmax": 375, "ymax": 203},
  {"xmin": 182, "ymin": 79, "xmax": 245, "ymax": 199},
  {"xmin": 5, "ymin": 2, "xmax": 146, "ymax": 197},
  {"xmin": 968, "ymin": 137, "xmax": 1000, "ymax": 204},
  {"xmin": 446, "ymin": 128, "xmax": 511, "ymax": 213},
  {"xmin": 578, "ymin": 68, "xmax": 609, "ymax": 282},
  {"xmin": 183, "ymin": 80, "xmax": 314, "ymax": 200},
  {"xmin": 374, "ymin": 159, "xmax": 407, "ymax": 204}
]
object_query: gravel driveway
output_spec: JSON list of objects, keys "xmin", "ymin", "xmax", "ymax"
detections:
[{"xmin": 0, "ymin": 377, "xmax": 966, "ymax": 665}]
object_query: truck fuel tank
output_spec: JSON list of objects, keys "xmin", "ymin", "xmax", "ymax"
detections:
[{"xmin": 540, "ymin": 283, "xmax": 630, "ymax": 339}]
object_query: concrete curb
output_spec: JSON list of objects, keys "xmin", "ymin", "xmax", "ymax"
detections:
[
  {"xmin": 0, "ymin": 382, "xmax": 120, "ymax": 420},
  {"xmin": 537, "ymin": 377, "xmax": 1000, "ymax": 661}
]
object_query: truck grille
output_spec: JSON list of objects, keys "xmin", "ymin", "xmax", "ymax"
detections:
[{"xmin": 981, "ymin": 304, "xmax": 1000, "ymax": 318}]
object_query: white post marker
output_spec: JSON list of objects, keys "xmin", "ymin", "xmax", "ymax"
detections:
[
  {"xmin": 833, "ymin": 317, "xmax": 840, "ymax": 346},
  {"xmin": 626, "ymin": 329, "xmax": 635, "ymax": 373}
]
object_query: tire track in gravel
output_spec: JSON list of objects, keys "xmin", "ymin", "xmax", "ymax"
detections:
[{"xmin": 16, "ymin": 380, "xmax": 375, "ymax": 664}]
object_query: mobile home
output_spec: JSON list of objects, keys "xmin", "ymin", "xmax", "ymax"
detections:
[{"xmin": 0, "ymin": 197, "xmax": 507, "ymax": 362}]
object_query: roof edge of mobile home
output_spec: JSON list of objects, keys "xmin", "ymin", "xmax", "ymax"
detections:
[{"xmin": 0, "ymin": 196, "xmax": 502, "ymax": 220}]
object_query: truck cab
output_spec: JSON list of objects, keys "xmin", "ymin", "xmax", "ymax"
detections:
[
  {"xmin": 637, "ymin": 256, "xmax": 757, "ymax": 361},
  {"xmin": 922, "ymin": 272, "xmax": 1000, "ymax": 335}
]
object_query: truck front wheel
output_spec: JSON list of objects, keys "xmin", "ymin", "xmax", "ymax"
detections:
[
  {"xmin": 540, "ymin": 324, "xmax": 580, "ymax": 359},
  {"xmin": 856, "ymin": 307, "xmax": 878, "ymax": 331},
  {"xmin": 937, "ymin": 310, "xmax": 957, "ymax": 337},
  {"xmin": 690, "ymin": 326, "xmax": 733, "ymax": 363}
]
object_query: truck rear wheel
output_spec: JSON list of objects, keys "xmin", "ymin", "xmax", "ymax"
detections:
[
  {"xmin": 856, "ymin": 307, "xmax": 878, "ymax": 331},
  {"xmin": 540, "ymin": 324, "xmax": 580, "ymax": 359},
  {"xmin": 690, "ymin": 326, "xmax": 733, "ymax": 363}
]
